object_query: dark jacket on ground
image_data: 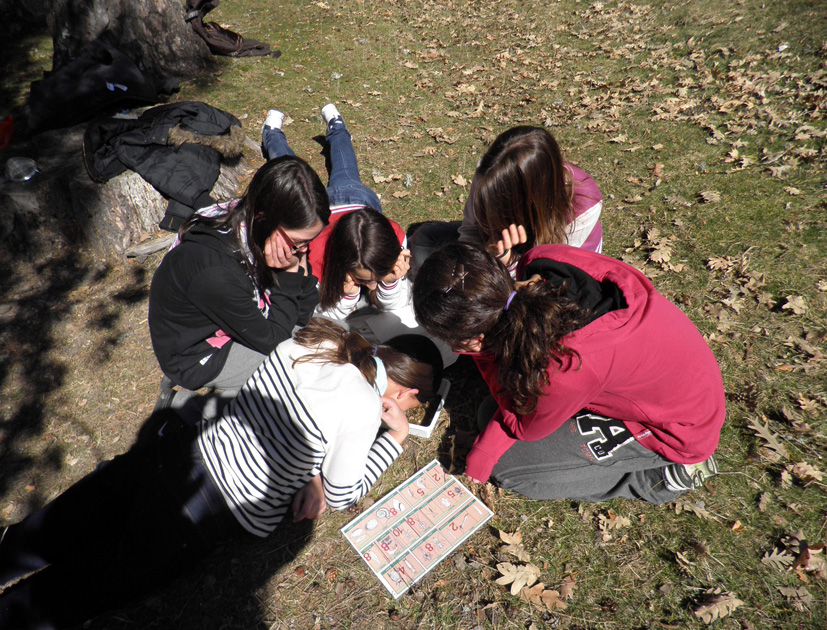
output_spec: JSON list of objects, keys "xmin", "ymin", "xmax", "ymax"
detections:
[
  {"xmin": 148, "ymin": 223, "xmax": 320, "ymax": 389},
  {"xmin": 84, "ymin": 101, "xmax": 244, "ymax": 229}
]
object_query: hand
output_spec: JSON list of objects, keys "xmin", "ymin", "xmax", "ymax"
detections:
[
  {"xmin": 488, "ymin": 224, "xmax": 527, "ymax": 267},
  {"xmin": 514, "ymin": 273, "xmax": 542, "ymax": 291},
  {"xmin": 381, "ymin": 249, "xmax": 411, "ymax": 285},
  {"xmin": 292, "ymin": 474, "xmax": 327, "ymax": 522},
  {"xmin": 343, "ymin": 272, "xmax": 361, "ymax": 297},
  {"xmin": 380, "ymin": 396, "xmax": 409, "ymax": 444},
  {"xmin": 264, "ymin": 231, "xmax": 300, "ymax": 272}
]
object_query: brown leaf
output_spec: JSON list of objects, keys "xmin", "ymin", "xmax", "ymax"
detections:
[
  {"xmin": 520, "ymin": 583, "xmax": 567, "ymax": 611},
  {"xmin": 788, "ymin": 461, "xmax": 823, "ymax": 484},
  {"xmin": 693, "ymin": 588, "xmax": 744, "ymax": 624},
  {"xmin": 782, "ymin": 295, "xmax": 807, "ymax": 315},
  {"xmin": 559, "ymin": 574, "xmax": 577, "ymax": 600},
  {"xmin": 747, "ymin": 416, "xmax": 789, "ymax": 459}
]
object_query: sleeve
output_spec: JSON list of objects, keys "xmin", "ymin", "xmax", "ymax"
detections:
[
  {"xmin": 466, "ymin": 353, "xmax": 603, "ymax": 482},
  {"xmin": 270, "ymin": 269, "xmax": 321, "ymax": 327},
  {"xmin": 321, "ymin": 431, "xmax": 404, "ymax": 510},
  {"xmin": 187, "ymin": 266, "xmax": 317, "ymax": 356},
  {"xmin": 376, "ymin": 276, "xmax": 411, "ymax": 311},
  {"xmin": 564, "ymin": 166, "xmax": 603, "ymax": 251},
  {"xmin": 314, "ymin": 291, "xmax": 361, "ymax": 320},
  {"xmin": 564, "ymin": 200, "xmax": 603, "ymax": 250}
]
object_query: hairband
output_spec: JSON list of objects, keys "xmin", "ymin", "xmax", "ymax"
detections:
[
  {"xmin": 372, "ymin": 356, "xmax": 388, "ymax": 396},
  {"xmin": 504, "ymin": 291, "xmax": 517, "ymax": 311},
  {"xmin": 373, "ymin": 345, "xmax": 379, "ymax": 356}
]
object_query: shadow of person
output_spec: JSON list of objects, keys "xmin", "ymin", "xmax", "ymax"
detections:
[{"xmin": 0, "ymin": 408, "xmax": 315, "ymax": 630}]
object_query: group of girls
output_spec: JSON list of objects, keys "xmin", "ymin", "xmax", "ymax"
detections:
[{"xmin": 0, "ymin": 109, "xmax": 726, "ymax": 629}]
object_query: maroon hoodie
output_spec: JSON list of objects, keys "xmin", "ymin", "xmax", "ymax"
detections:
[{"xmin": 465, "ymin": 245, "xmax": 726, "ymax": 482}]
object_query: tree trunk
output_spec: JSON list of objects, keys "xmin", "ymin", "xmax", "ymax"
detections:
[
  {"xmin": 0, "ymin": 126, "xmax": 262, "ymax": 259},
  {"xmin": 45, "ymin": 0, "xmax": 212, "ymax": 87}
]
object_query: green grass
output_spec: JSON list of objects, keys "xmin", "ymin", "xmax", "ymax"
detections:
[{"xmin": 1, "ymin": 0, "xmax": 826, "ymax": 628}]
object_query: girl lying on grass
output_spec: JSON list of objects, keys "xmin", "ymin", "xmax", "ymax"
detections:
[
  {"xmin": 315, "ymin": 207, "xmax": 411, "ymax": 321},
  {"xmin": 0, "ymin": 319, "xmax": 442, "ymax": 630},
  {"xmin": 413, "ymin": 243, "xmax": 724, "ymax": 504}
]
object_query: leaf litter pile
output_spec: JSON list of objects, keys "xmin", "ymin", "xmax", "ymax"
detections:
[{"xmin": 1, "ymin": 0, "xmax": 826, "ymax": 629}]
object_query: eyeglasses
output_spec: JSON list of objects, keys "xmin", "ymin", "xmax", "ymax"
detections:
[{"xmin": 277, "ymin": 228, "xmax": 313, "ymax": 254}]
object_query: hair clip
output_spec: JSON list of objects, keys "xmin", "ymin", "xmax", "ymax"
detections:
[{"xmin": 444, "ymin": 263, "xmax": 468, "ymax": 294}]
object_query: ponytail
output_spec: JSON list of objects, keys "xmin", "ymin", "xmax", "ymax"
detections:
[
  {"xmin": 293, "ymin": 319, "xmax": 439, "ymax": 401},
  {"xmin": 413, "ymin": 243, "xmax": 586, "ymax": 414}
]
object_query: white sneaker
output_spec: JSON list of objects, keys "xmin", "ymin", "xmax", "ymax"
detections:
[
  {"xmin": 263, "ymin": 109, "xmax": 285, "ymax": 132},
  {"xmin": 663, "ymin": 455, "xmax": 719, "ymax": 492},
  {"xmin": 321, "ymin": 103, "xmax": 343, "ymax": 128}
]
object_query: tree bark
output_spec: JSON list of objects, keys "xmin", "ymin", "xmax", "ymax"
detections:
[
  {"xmin": 0, "ymin": 126, "xmax": 263, "ymax": 259},
  {"xmin": 45, "ymin": 0, "xmax": 212, "ymax": 87}
]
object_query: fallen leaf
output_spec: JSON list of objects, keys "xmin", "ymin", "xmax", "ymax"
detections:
[
  {"xmin": 747, "ymin": 416, "xmax": 789, "ymax": 459},
  {"xmin": 520, "ymin": 583, "xmax": 567, "ymax": 611},
  {"xmin": 788, "ymin": 461, "xmax": 823, "ymax": 485},
  {"xmin": 452, "ymin": 173, "xmax": 468, "ymax": 186},
  {"xmin": 762, "ymin": 547, "xmax": 794, "ymax": 571},
  {"xmin": 495, "ymin": 561, "xmax": 541, "ymax": 596},
  {"xmin": 559, "ymin": 574, "xmax": 577, "ymax": 600},
  {"xmin": 782, "ymin": 295, "xmax": 807, "ymax": 315},
  {"xmin": 778, "ymin": 586, "xmax": 813, "ymax": 612},
  {"xmin": 693, "ymin": 588, "xmax": 744, "ymax": 624}
]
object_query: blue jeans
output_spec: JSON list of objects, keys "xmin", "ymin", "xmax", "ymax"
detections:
[{"xmin": 262, "ymin": 122, "xmax": 382, "ymax": 212}]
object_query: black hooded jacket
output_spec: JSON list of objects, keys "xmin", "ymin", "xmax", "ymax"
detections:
[{"xmin": 148, "ymin": 222, "xmax": 320, "ymax": 389}]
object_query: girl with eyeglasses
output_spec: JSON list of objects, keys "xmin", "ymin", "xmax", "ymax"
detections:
[{"xmin": 148, "ymin": 156, "xmax": 331, "ymax": 408}]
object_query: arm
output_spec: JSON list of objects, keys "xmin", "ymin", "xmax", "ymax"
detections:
[
  {"xmin": 314, "ymin": 290, "xmax": 361, "ymax": 320},
  {"xmin": 321, "ymin": 430, "xmax": 404, "ymax": 510},
  {"xmin": 319, "ymin": 397, "xmax": 408, "ymax": 510},
  {"xmin": 188, "ymin": 266, "xmax": 312, "ymax": 355},
  {"xmin": 376, "ymin": 276, "xmax": 411, "ymax": 312},
  {"xmin": 466, "ymin": 353, "xmax": 602, "ymax": 482}
]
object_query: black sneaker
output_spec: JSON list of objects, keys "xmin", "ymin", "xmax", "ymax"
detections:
[
  {"xmin": 663, "ymin": 455, "xmax": 718, "ymax": 492},
  {"xmin": 153, "ymin": 375, "xmax": 177, "ymax": 412}
]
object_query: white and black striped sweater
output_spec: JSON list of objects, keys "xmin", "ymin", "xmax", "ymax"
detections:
[{"xmin": 198, "ymin": 337, "xmax": 403, "ymax": 537}]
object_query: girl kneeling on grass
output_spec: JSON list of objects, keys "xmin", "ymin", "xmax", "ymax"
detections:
[
  {"xmin": 0, "ymin": 319, "xmax": 442, "ymax": 630},
  {"xmin": 409, "ymin": 125, "xmax": 603, "ymax": 278},
  {"xmin": 148, "ymin": 156, "xmax": 330, "ymax": 402},
  {"xmin": 413, "ymin": 243, "xmax": 724, "ymax": 504}
]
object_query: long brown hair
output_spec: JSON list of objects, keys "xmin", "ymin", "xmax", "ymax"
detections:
[
  {"xmin": 319, "ymin": 208, "xmax": 401, "ymax": 310},
  {"xmin": 412, "ymin": 243, "xmax": 586, "ymax": 414},
  {"xmin": 472, "ymin": 126, "xmax": 573, "ymax": 259},
  {"xmin": 293, "ymin": 318, "xmax": 440, "ymax": 403},
  {"xmin": 181, "ymin": 156, "xmax": 330, "ymax": 293}
]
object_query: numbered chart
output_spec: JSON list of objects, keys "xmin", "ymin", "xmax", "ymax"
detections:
[{"xmin": 341, "ymin": 460, "xmax": 493, "ymax": 598}]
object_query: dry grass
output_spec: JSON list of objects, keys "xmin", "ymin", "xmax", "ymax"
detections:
[{"xmin": 1, "ymin": 0, "xmax": 826, "ymax": 628}]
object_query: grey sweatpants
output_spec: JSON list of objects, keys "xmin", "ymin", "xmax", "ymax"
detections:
[
  {"xmin": 478, "ymin": 397, "xmax": 684, "ymax": 505},
  {"xmin": 171, "ymin": 342, "xmax": 267, "ymax": 420}
]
